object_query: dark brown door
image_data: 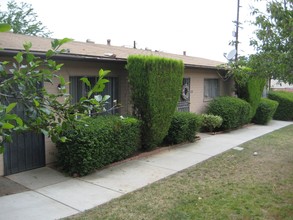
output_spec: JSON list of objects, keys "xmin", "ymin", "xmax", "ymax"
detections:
[
  {"xmin": 4, "ymin": 102, "xmax": 45, "ymax": 175},
  {"xmin": 177, "ymin": 78, "xmax": 190, "ymax": 112}
]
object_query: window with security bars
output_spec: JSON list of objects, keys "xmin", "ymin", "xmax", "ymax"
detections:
[
  {"xmin": 69, "ymin": 76, "xmax": 118, "ymax": 114},
  {"xmin": 204, "ymin": 79, "xmax": 219, "ymax": 101}
]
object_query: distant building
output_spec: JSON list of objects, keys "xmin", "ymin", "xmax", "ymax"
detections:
[{"xmin": 271, "ymin": 80, "xmax": 293, "ymax": 92}]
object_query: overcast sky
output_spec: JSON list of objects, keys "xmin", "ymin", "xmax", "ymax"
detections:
[{"xmin": 1, "ymin": 0, "xmax": 265, "ymax": 62}]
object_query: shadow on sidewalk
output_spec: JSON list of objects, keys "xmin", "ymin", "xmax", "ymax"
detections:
[{"xmin": 0, "ymin": 176, "xmax": 29, "ymax": 197}]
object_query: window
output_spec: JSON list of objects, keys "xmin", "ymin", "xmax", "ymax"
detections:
[
  {"xmin": 204, "ymin": 79, "xmax": 219, "ymax": 101},
  {"xmin": 69, "ymin": 76, "xmax": 118, "ymax": 114}
]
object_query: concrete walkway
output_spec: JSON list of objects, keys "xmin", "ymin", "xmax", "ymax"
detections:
[{"xmin": 0, "ymin": 120, "xmax": 292, "ymax": 220}]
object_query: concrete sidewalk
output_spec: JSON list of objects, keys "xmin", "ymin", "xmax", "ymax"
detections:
[{"xmin": 0, "ymin": 120, "xmax": 292, "ymax": 220}]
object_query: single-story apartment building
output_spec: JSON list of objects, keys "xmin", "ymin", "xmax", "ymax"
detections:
[{"xmin": 0, "ymin": 32, "xmax": 234, "ymax": 176}]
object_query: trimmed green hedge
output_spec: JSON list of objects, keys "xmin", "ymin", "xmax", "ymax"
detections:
[
  {"xmin": 201, "ymin": 114, "xmax": 223, "ymax": 132},
  {"xmin": 268, "ymin": 91, "xmax": 293, "ymax": 121},
  {"xmin": 56, "ymin": 116, "xmax": 141, "ymax": 176},
  {"xmin": 127, "ymin": 55, "xmax": 184, "ymax": 149},
  {"xmin": 206, "ymin": 96, "xmax": 251, "ymax": 130},
  {"xmin": 235, "ymin": 75, "xmax": 266, "ymax": 120},
  {"xmin": 164, "ymin": 112, "xmax": 202, "ymax": 145},
  {"xmin": 253, "ymin": 98, "xmax": 279, "ymax": 125}
]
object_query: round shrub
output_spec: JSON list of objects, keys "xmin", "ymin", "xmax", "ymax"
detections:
[
  {"xmin": 201, "ymin": 114, "xmax": 223, "ymax": 132},
  {"xmin": 164, "ymin": 112, "xmax": 202, "ymax": 145},
  {"xmin": 206, "ymin": 96, "xmax": 251, "ymax": 130},
  {"xmin": 56, "ymin": 116, "xmax": 141, "ymax": 176},
  {"xmin": 268, "ymin": 91, "xmax": 293, "ymax": 121},
  {"xmin": 253, "ymin": 98, "xmax": 279, "ymax": 125}
]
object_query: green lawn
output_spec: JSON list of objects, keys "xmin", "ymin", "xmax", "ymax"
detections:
[{"xmin": 68, "ymin": 125, "xmax": 293, "ymax": 220}]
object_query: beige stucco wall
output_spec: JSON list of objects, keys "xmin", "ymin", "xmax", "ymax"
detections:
[
  {"xmin": 185, "ymin": 67, "xmax": 234, "ymax": 113},
  {"xmin": 0, "ymin": 154, "xmax": 3, "ymax": 176}
]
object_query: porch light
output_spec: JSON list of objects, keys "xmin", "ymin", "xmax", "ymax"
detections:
[{"xmin": 57, "ymin": 84, "xmax": 65, "ymax": 90}]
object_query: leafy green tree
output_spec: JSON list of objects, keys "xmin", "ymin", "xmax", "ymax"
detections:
[
  {"xmin": 219, "ymin": 55, "xmax": 266, "ymax": 121},
  {"xmin": 250, "ymin": 0, "xmax": 293, "ymax": 83},
  {"xmin": 0, "ymin": 0, "xmax": 52, "ymax": 37},
  {"xmin": 0, "ymin": 39, "xmax": 111, "ymax": 152},
  {"xmin": 0, "ymin": 23, "xmax": 10, "ymax": 32}
]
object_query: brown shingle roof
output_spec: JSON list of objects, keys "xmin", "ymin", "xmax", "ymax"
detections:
[{"xmin": 0, "ymin": 32, "xmax": 224, "ymax": 69}]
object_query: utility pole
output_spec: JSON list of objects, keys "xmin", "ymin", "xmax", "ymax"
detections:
[
  {"xmin": 284, "ymin": 0, "xmax": 287, "ymax": 10},
  {"xmin": 235, "ymin": 0, "xmax": 240, "ymax": 61}
]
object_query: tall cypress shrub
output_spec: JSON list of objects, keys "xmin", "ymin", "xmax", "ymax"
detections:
[
  {"xmin": 127, "ymin": 55, "xmax": 184, "ymax": 149},
  {"xmin": 235, "ymin": 74, "xmax": 266, "ymax": 120}
]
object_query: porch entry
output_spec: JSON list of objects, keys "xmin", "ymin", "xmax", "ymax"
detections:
[
  {"xmin": 177, "ymin": 78, "xmax": 190, "ymax": 112},
  {"xmin": 69, "ymin": 76, "xmax": 118, "ymax": 114},
  {"xmin": 4, "ymin": 102, "xmax": 45, "ymax": 175}
]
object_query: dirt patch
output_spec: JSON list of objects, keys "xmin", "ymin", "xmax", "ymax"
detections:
[{"xmin": 0, "ymin": 177, "xmax": 29, "ymax": 197}]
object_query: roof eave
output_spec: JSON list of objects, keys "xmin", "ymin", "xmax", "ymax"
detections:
[
  {"xmin": 0, "ymin": 49, "xmax": 227, "ymax": 70},
  {"xmin": 0, "ymin": 49, "xmax": 126, "ymax": 63},
  {"xmin": 184, "ymin": 63, "xmax": 225, "ymax": 71}
]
